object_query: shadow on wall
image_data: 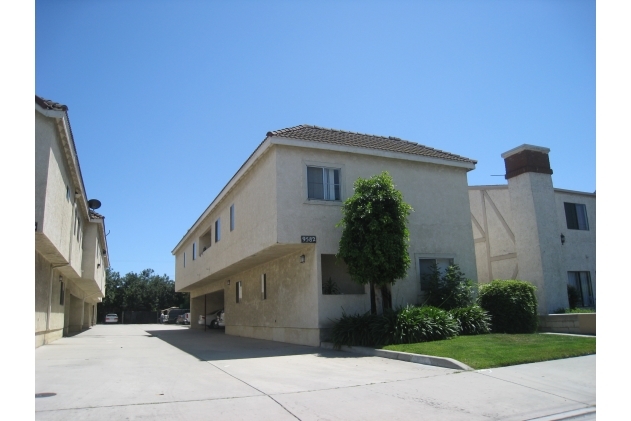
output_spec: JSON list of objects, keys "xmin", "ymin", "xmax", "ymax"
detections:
[{"xmin": 143, "ymin": 327, "xmax": 368, "ymax": 362}]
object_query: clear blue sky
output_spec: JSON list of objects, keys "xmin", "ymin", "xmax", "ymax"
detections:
[{"xmin": 35, "ymin": 0, "xmax": 595, "ymax": 280}]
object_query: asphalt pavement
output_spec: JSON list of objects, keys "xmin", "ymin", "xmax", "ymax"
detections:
[{"xmin": 35, "ymin": 324, "xmax": 595, "ymax": 420}]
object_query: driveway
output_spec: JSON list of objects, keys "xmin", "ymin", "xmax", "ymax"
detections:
[{"xmin": 35, "ymin": 324, "xmax": 595, "ymax": 420}]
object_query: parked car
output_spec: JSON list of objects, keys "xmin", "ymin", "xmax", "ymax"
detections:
[
  {"xmin": 105, "ymin": 314, "xmax": 118, "ymax": 323},
  {"xmin": 167, "ymin": 309, "xmax": 189, "ymax": 324},
  {"xmin": 207, "ymin": 309, "xmax": 225, "ymax": 329}
]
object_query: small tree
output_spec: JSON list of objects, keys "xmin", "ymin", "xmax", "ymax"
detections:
[
  {"xmin": 337, "ymin": 171, "xmax": 412, "ymax": 314},
  {"xmin": 423, "ymin": 263, "xmax": 475, "ymax": 310}
]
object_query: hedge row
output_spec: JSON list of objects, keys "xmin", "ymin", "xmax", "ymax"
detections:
[{"xmin": 331, "ymin": 279, "xmax": 538, "ymax": 348}]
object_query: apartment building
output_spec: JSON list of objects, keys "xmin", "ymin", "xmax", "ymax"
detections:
[
  {"xmin": 35, "ymin": 95, "xmax": 109, "ymax": 347},
  {"xmin": 173, "ymin": 125, "xmax": 478, "ymax": 346},
  {"xmin": 469, "ymin": 144, "xmax": 596, "ymax": 314}
]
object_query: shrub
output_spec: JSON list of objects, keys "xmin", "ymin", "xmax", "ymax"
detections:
[
  {"xmin": 449, "ymin": 305, "xmax": 492, "ymax": 335},
  {"xmin": 567, "ymin": 284, "xmax": 580, "ymax": 309},
  {"xmin": 331, "ymin": 305, "xmax": 459, "ymax": 348},
  {"xmin": 331, "ymin": 311, "xmax": 377, "ymax": 348},
  {"xmin": 423, "ymin": 264, "xmax": 476, "ymax": 310},
  {"xmin": 478, "ymin": 280, "xmax": 538, "ymax": 333}
]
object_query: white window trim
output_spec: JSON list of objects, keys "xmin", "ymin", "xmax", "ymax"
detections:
[
  {"xmin": 303, "ymin": 160, "xmax": 345, "ymax": 205},
  {"xmin": 415, "ymin": 253, "xmax": 456, "ymax": 294}
]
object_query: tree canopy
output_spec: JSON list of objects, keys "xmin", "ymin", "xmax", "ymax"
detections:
[
  {"xmin": 102, "ymin": 268, "xmax": 189, "ymax": 314},
  {"xmin": 337, "ymin": 171, "xmax": 412, "ymax": 313}
]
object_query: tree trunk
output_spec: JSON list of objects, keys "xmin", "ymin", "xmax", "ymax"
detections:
[
  {"xmin": 374, "ymin": 284, "xmax": 383, "ymax": 315},
  {"xmin": 381, "ymin": 284, "xmax": 392, "ymax": 311},
  {"xmin": 370, "ymin": 281, "xmax": 377, "ymax": 314}
]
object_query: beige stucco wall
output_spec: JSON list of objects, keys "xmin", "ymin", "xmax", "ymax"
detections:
[
  {"xmin": 555, "ymin": 190, "xmax": 596, "ymax": 302},
  {"xmin": 274, "ymin": 144, "xmax": 478, "ymax": 313},
  {"xmin": 175, "ymin": 147, "xmax": 278, "ymax": 292},
  {"xmin": 469, "ymin": 183, "xmax": 596, "ymax": 314},
  {"xmin": 35, "ymin": 106, "xmax": 107, "ymax": 347},
  {"xmin": 36, "ymin": 111, "xmax": 81, "ymax": 276},
  {"xmin": 176, "ymin": 141, "xmax": 477, "ymax": 346}
]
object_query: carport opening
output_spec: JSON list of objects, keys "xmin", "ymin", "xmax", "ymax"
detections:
[{"xmin": 193, "ymin": 290, "xmax": 224, "ymax": 331}]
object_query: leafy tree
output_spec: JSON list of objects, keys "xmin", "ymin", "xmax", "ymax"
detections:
[
  {"xmin": 337, "ymin": 171, "xmax": 413, "ymax": 314},
  {"xmin": 100, "ymin": 268, "xmax": 188, "ymax": 318},
  {"xmin": 423, "ymin": 263, "xmax": 475, "ymax": 310}
]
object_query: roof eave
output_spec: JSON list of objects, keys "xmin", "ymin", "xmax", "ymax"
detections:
[{"xmin": 268, "ymin": 136, "xmax": 477, "ymax": 171}]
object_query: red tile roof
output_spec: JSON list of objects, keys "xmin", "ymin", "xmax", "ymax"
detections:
[
  {"xmin": 267, "ymin": 124, "xmax": 476, "ymax": 164},
  {"xmin": 35, "ymin": 95, "xmax": 68, "ymax": 111}
]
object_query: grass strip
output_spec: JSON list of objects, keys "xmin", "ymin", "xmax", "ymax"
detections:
[{"xmin": 382, "ymin": 333, "xmax": 595, "ymax": 369}]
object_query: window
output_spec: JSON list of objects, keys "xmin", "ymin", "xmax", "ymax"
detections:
[
  {"xmin": 200, "ymin": 228, "xmax": 212, "ymax": 255},
  {"xmin": 419, "ymin": 257, "xmax": 454, "ymax": 291},
  {"xmin": 66, "ymin": 185, "xmax": 70, "ymax": 200},
  {"xmin": 564, "ymin": 202, "xmax": 589, "ymax": 230},
  {"xmin": 236, "ymin": 281, "xmax": 242, "ymax": 303},
  {"xmin": 261, "ymin": 274, "xmax": 267, "ymax": 300},
  {"xmin": 230, "ymin": 204, "xmax": 235, "ymax": 231},
  {"xmin": 568, "ymin": 271, "xmax": 594, "ymax": 307},
  {"xmin": 307, "ymin": 166, "xmax": 340, "ymax": 201},
  {"xmin": 192, "ymin": 243, "xmax": 196, "ymax": 260},
  {"xmin": 183, "ymin": 252, "xmax": 186, "ymax": 267},
  {"xmin": 59, "ymin": 280, "xmax": 65, "ymax": 306},
  {"xmin": 215, "ymin": 218, "xmax": 221, "ymax": 242}
]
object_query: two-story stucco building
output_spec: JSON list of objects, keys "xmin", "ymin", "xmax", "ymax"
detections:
[
  {"xmin": 173, "ymin": 125, "xmax": 478, "ymax": 346},
  {"xmin": 35, "ymin": 96, "xmax": 109, "ymax": 347},
  {"xmin": 469, "ymin": 144, "xmax": 596, "ymax": 314}
]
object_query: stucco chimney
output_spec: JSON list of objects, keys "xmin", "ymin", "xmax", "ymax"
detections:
[{"xmin": 502, "ymin": 145, "xmax": 567, "ymax": 314}]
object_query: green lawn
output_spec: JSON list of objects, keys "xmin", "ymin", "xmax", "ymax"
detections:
[{"xmin": 382, "ymin": 333, "xmax": 596, "ymax": 369}]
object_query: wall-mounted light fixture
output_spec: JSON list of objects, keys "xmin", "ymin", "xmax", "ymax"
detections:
[
  {"xmin": 300, "ymin": 255, "xmax": 306, "ymax": 263},
  {"xmin": 97, "ymin": 263, "xmax": 101, "ymax": 268},
  {"xmin": 227, "ymin": 280, "xmax": 231, "ymax": 286},
  {"xmin": 59, "ymin": 276, "xmax": 63, "ymax": 282},
  {"xmin": 560, "ymin": 234, "xmax": 566, "ymax": 245},
  {"xmin": 102, "ymin": 250, "xmax": 107, "ymax": 256}
]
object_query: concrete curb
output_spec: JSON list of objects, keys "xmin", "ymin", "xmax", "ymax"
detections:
[{"xmin": 320, "ymin": 342, "xmax": 473, "ymax": 371}]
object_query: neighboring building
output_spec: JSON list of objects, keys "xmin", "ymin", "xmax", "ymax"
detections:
[
  {"xmin": 469, "ymin": 144, "xmax": 596, "ymax": 314},
  {"xmin": 173, "ymin": 125, "xmax": 478, "ymax": 346},
  {"xmin": 35, "ymin": 96, "xmax": 109, "ymax": 348}
]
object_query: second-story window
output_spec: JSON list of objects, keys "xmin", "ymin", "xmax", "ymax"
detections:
[
  {"xmin": 307, "ymin": 166, "xmax": 340, "ymax": 201},
  {"xmin": 564, "ymin": 202, "xmax": 589, "ymax": 230},
  {"xmin": 192, "ymin": 243, "xmax": 196, "ymax": 260},
  {"xmin": 215, "ymin": 218, "xmax": 221, "ymax": 242},
  {"xmin": 183, "ymin": 252, "xmax": 186, "ymax": 267}
]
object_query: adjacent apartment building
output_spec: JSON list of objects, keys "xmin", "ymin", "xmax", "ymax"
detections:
[
  {"xmin": 173, "ymin": 125, "xmax": 478, "ymax": 346},
  {"xmin": 35, "ymin": 96, "xmax": 109, "ymax": 347},
  {"xmin": 469, "ymin": 144, "xmax": 596, "ymax": 314}
]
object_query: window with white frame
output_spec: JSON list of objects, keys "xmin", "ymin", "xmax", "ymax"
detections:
[
  {"xmin": 307, "ymin": 166, "xmax": 341, "ymax": 201},
  {"xmin": 419, "ymin": 257, "xmax": 454, "ymax": 292},
  {"xmin": 192, "ymin": 243, "xmax": 196, "ymax": 260},
  {"xmin": 215, "ymin": 218, "xmax": 221, "ymax": 242},
  {"xmin": 564, "ymin": 202, "xmax": 589, "ymax": 230}
]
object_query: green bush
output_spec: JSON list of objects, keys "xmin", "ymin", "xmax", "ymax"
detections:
[
  {"xmin": 449, "ymin": 305, "xmax": 492, "ymax": 335},
  {"xmin": 423, "ymin": 264, "xmax": 476, "ymax": 310},
  {"xmin": 331, "ymin": 305, "xmax": 459, "ymax": 348},
  {"xmin": 478, "ymin": 280, "xmax": 538, "ymax": 333},
  {"xmin": 331, "ymin": 311, "xmax": 377, "ymax": 348}
]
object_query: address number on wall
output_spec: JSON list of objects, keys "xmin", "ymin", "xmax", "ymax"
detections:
[{"xmin": 301, "ymin": 236, "xmax": 316, "ymax": 243}]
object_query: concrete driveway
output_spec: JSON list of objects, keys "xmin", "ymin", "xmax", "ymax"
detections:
[{"xmin": 35, "ymin": 324, "xmax": 595, "ymax": 420}]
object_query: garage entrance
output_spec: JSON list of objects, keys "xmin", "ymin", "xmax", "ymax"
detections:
[{"xmin": 191, "ymin": 290, "xmax": 224, "ymax": 331}]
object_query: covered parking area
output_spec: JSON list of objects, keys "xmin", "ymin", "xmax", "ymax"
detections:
[{"xmin": 190, "ymin": 289, "xmax": 224, "ymax": 330}]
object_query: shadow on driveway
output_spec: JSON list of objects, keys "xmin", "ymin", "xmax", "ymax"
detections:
[{"xmin": 143, "ymin": 327, "xmax": 358, "ymax": 362}]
